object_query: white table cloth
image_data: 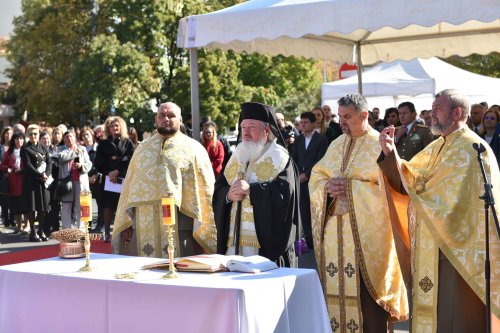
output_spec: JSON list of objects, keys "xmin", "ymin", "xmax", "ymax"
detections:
[{"xmin": 0, "ymin": 253, "xmax": 331, "ymax": 333}]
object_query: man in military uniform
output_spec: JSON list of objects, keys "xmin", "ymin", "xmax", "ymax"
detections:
[{"xmin": 394, "ymin": 101, "xmax": 434, "ymax": 160}]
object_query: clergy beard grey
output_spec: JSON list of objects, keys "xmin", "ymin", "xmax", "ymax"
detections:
[
  {"xmin": 430, "ymin": 117, "xmax": 454, "ymax": 136},
  {"xmin": 233, "ymin": 137, "xmax": 268, "ymax": 166}
]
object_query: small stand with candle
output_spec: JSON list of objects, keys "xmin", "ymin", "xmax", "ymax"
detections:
[
  {"xmin": 161, "ymin": 194, "xmax": 178, "ymax": 279},
  {"xmin": 79, "ymin": 191, "xmax": 93, "ymax": 272}
]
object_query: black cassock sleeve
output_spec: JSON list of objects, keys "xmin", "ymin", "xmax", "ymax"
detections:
[
  {"xmin": 250, "ymin": 158, "xmax": 300, "ymax": 261},
  {"xmin": 213, "ymin": 175, "xmax": 232, "ymax": 255}
]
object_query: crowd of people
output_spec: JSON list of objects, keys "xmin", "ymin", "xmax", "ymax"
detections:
[
  {"xmin": 1, "ymin": 90, "xmax": 499, "ymax": 332},
  {"xmin": 0, "ymin": 119, "xmax": 137, "ymax": 242}
]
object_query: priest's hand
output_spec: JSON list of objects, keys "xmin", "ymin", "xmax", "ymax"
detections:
[
  {"xmin": 227, "ymin": 179, "xmax": 250, "ymax": 201},
  {"xmin": 299, "ymin": 173, "xmax": 308, "ymax": 183},
  {"xmin": 109, "ymin": 169, "xmax": 119, "ymax": 183},
  {"xmin": 380, "ymin": 126, "xmax": 396, "ymax": 156},
  {"xmin": 326, "ymin": 177, "xmax": 346, "ymax": 198},
  {"xmin": 121, "ymin": 227, "xmax": 133, "ymax": 246}
]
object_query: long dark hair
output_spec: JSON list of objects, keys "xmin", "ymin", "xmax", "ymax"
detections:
[
  {"xmin": 8, "ymin": 132, "xmax": 25, "ymax": 154},
  {"xmin": 1, "ymin": 127, "xmax": 13, "ymax": 145}
]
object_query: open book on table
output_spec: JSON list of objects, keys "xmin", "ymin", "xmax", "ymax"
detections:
[{"xmin": 141, "ymin": 254, "xmax": 278, "ymax": 273}]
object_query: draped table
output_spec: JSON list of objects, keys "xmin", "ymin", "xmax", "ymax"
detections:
[{"xmin": 0, "ymin": 253, "xmax": 331, "ymax": 333}]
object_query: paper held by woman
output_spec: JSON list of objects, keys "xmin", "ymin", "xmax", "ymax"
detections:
[{"xmin": 141, "ymin": 254, "xmax": 278, "ymax": 273}]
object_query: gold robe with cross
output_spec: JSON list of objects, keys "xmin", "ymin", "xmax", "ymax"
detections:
[
  {"xmin": 112, "ymin": 132, "xmax": 217, "ymax": 257},
  {"xmin": 380, "ymin": 127, "xmax": 500, "ymax": 333},
  {"xmin": 309, "ymin": 127, "xmax": 408, "ymax": 332}
]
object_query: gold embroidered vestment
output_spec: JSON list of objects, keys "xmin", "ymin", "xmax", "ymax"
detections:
[
  {"xmin": 309, "ymin": 128, "xmax": 408, "ymax": 332},
  {"xmin": 112, "ymin": 132, "xmax": 217, "ymax": 257},
  {"xmin": 382, "ymin": 127, "xmax": 500, "ymax": 333}
]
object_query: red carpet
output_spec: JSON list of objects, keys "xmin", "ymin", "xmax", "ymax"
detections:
[{"xmin": 0, "ymin": 241, "xmax": 112, "ymax": 266}]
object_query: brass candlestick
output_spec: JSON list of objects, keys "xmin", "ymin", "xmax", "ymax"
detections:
[
  {"xmin": 162, "ymin": 224, "xmax": 178, "ymax": 279},
  {"xmin": 79, "ymin": 191, "xmax": 93, "ymax": 272},
  {"xmin": 78, "ymin": 220, "xmax": 93, "ymax": 272}
]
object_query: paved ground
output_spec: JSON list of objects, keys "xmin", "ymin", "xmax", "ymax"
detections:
[
  {"xmin": 0, "ymin": 222, "xmax": 60, "ymax": 254},
  {"xmin": 0, "ymin": 200, "xmax": 102, "ymax": 254}
]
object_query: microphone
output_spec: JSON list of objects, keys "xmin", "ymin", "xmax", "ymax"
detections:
[{"xmin": 472, "ymin": 143, "xmax": 486, "ymax": 154}]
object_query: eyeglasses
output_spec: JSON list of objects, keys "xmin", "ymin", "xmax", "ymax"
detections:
[
  {"xmin": 484, "ymin": 116, "xmax": 497, "ymax": 121},
  {"xmin": 28, "ymin": 132, "xmax": 39, "ymax": 136}
]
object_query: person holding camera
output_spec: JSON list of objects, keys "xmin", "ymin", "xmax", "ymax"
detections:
[
  {"xmin": 276, "ymin": 112, "xmax": 299, "ymax": 150},
  {"xmin": 57, "ymin": 131, "xmax": 92, "ymax": 230}
]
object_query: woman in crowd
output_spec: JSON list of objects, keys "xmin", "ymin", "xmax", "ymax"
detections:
[
  {"xmin": 94, "ymin": 116, "xmax": 134, "ymax": 241},
  {"xmin": 486, "ymin": 106, "xmax": 500, "ymax": 165},
  {"xmin": 479, "ymin": 108, "xmax": 500, "ymax": 165},
  {"xmin": 312, "ymin": 107, "xmax": 336, "ymax": 143},
  {"xmin": 479, "ymin": 108, "xmax": 500, "ymax": 145},
  {"xmin": 201, "ymin": 122, "xmax": 224, "ymax": 177},
  {"xmin": 21, "ymin": 125, "xmax": 52, "ymax": 242},
  {"xmin": 52, "ymin": 126, "xmax": 64, "ymax": 147},
  {"xmin": 40, "ymin": 129, "xmax": 62, "ymax": 235},
  {"xmin": 0, "ymin": 127, "xmax": 13, "ymax": 227},
  {"xmin": 81, "ymin": 127, "xmax": 104, "ymax": 232},
  {"xmin": 0, "ymin": 127, "xmax": 13, "ymax": 161},
  {"xmin": 0, "ymin": 133, "xmax": 29, "ymax": 234},
  {"xmin": 93, "ymin": 124, "xmax": 105, "ymax": 144},
  {"xmin": 383, "ymin": 107, "xmax": 401, "ymax": 127},
  {"xmin": 367, "ymin": 111, "xmax": 376, "ymax": 129},
  {"xmin": 57, "ymin": 131, "xmax": 92, "ymax": 229},
  {"xmin": 128, "ymin": 127, "xmax": 140, "ymax": 148}
]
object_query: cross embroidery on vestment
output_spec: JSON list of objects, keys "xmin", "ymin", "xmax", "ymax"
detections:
[
  {"xmin": 344, "ymin": 263, "xmax": 355, "ymax": 278},
  {"xmin": 326, "ymin": 262, "xmax": 339, "ymax": 277},
  {"xmin": 347, "ymin": 319, "xmax": 359, "ymax": 333},
  {"xmin": 330, "ymin": 317, "xmax": 340, "ymax": 332}
]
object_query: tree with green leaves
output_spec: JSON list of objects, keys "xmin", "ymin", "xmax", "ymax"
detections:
[
  {"xmin": 6, "ymin": 0, "xmax": 323, "ymax": 133},
  {"xmin": 444, "ymin": 53, "xmax": 500, "ymax": 78},
  {"xmin": 7, "ymin": 0, "xmax": 95, "ymax": 124}
]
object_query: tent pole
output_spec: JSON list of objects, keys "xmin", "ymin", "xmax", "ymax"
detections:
[
  {"xmin": 189, "ymin": 47, "xmax": 200, "ymax": 141},
  {"xmin": 356, "ymin": 42, "xmax": 363, "ymax": 94},
  {"xmin": 323, "ymin": 61, "xmax": 327, "ymax": 83}
]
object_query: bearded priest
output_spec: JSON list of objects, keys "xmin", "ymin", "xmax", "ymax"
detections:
[
  {"xmin": 309, "ymin": 93, "xmax": 408, "ymax": 332},
  {"xmin": 112, "ymin": 102, "xmax": 217, "ymax": 258},
  {"xmin": 213, "ymin": 102, "xmax": 300, "ymax": 267},
  {"xmin": 379, "ymin": 89, "xmax": 500, "ymax": 333}
]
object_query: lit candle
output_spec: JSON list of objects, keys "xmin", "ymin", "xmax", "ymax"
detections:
[
  {"xmin": 161, "ymin": 194, "xmax": 176, "ymax": 226},
  {"xmin": 80, "ymin": 191, "xmax": 92, "ymax": 222}
]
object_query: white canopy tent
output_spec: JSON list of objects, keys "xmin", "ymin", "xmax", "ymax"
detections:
[
  {"xmin": 177, "ymin": 0, "xmax": 500, "ymax": 139},
  {"xmin": 322, "ymin": 57, "xmax": 500, "ymax": 114}
]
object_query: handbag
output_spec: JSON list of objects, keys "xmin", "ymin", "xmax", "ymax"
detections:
[{"xmin": 55, "ymin": 175, "xmax": 72, "ymax": 198}]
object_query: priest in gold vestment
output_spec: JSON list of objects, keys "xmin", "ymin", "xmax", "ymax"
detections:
[
  {"xmin": 112, "ymin": 102, "xmax": 217, "ymax": 257},
  {"xmin": 379, "ymin": 89, "xmax": 500, "ymax": 333},
  {"xmin": 309, "ymin": 93, "xmax": 408, "ymax": 333}
]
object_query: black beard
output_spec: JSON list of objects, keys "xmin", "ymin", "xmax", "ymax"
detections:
[{"xmin": 157, "ymin": 127, "xmax": 177, "ymax": 135}]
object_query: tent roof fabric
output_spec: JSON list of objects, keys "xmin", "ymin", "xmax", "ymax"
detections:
[
  {"xmin": 178, "ymin": 0, "xmax": 500, "ymax": 64},
  {"xmin": 322, "ymin": 57, "xmax": 500, "ymax": 102}
]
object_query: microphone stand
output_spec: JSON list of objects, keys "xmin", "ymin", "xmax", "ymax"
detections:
[{"xmin": 473, "ymin": 142, "xmax": 500, "ymax": 333}]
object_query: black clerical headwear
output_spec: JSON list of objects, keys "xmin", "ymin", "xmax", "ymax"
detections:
[{"xmin": 238, "ymin": 102, "xmax": 286, "ymax": 147}]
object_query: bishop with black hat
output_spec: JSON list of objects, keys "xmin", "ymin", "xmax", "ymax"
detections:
[{"xmin": 213, "ymin": 102, "xmax": 301, "ymax": 267}]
